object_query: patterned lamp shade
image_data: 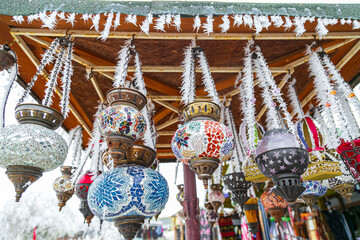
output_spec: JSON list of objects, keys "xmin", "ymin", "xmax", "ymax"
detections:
[
  {"xmin": 0, "ymin": 104, "xmax": 67, "ymax": 202},
  {"xmin": 301, "ymin": 181, "xmax": 327, "ymax": 206},
  {"xmin": 243, "ymin": 198, "xmax": 259, "ymax": 234},
  {"xmin": 255, "ymin": 129, "xmax": 309, "ymax": 202},
  {"xmin": 88, "ymin": 166, "xmax": 169, "ymax": 220},
  {"xmin": 171, "ymin": 101, "xmax": 234, "ymax": 188},
  {"xmin": 208, "ymin": 184, "xmax": 226, "ymax": 212},
  {"xmin": 53, "ymin": 166, "xmax": 74, "ymax": 211},
  {"xmin": 223, "ymin": 172, "xmax": 252, "ymax": 207},
  {"xmin": 337, "ymin": 139, "xmax": 360, "ymax": 184},
  {"xmin": 206, "ymin": 209, "xmax": 219, "ymax": 227},
  {"xmin": 260, "ymin": 190, "xmax": 288, "ymax": 222},
  {"xmin": 98, "ymin": 88, "xmax": 147, "ymax": 160},
  {"xmin": 296, "ymin": 117, "xmax": 324, "ymax": 152}
]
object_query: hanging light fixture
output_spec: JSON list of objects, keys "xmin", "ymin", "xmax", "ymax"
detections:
[
  {"xmin": 176, "ymin": 184, "xmax": 185, "ymax": 205},
  {"xmin": 223, "ymin": 172, "xmax": 252, "ymax": 207},
  {"xmin": 171, "ymin": 43, "xmax": 234, "ymax": 188},
  {"xmin": 243, "ymin": 198, "xmax": 259, "ymax": 234},
  {"xmin": 0, "ymin": 44, "xmax": 16, "ymax": 71},
  {"xmin": 88, "ymin": 40, "xmax": 169, "ymax": 240},
  {"xmin": 204, "ymin": 202, "xmax": 218, "ymax": 227},
  {"xmin": 301, "ymin": 181, "xmax": 327, "ymax": 206},
  {"xmin": 53, "ymin": 166, "xmax": 74, "ymax": 211},
  {"xmin": 208, "ymin": 184, "xmax": 225, "ymax": 212},
  {"xmin": 260, "ymin": 189, "xmax": 288, "ymax": 222},
  {"xmin": 0, "ymin": 36, "xmax": 74, "ymax": 201}
]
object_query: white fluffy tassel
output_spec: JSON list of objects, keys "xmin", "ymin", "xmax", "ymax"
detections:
[
  {"xmin": 12, "ymin": 16, "xmax": 24, "ymax": 24},
  {"xmin": 283, "ymin": 16, "xmax": 293, "ymax": 30},
  {"xmin": 40, "ymin": 11, "xmax": 58, "ymax": 30},
  {"xmin": 113, "ymin": 13, "xmax": 121, "ymax": 30},
  {"xmin": 66, "ymin": 13, "xmax": 76, "ymax": 27},
  {"xmin": 140, "ymin": 13, "xmax": 153, "ymax": 36},
  {"xmin": 27, "ymin": 14, "xmax": 39, "ymax": 23},
  {"xmin": 271, "ymin": 15, "xmax": 284, "ymax": 27},
  {"xmin": 133, "ymin": 51, "xmax": 147, "ymax": 96},
  {"xmin": 202, "ymin": 15, "xmax": 214, "ymax": 35},
  {"xmin": 287, "ymin": 78, "xmax": 305, "ymax": 120},
  {"xmin": 155, "ymin": 15, "xmax": 166, "ymax": 32},
  {"xmin": 293, "ymin": 17, "xmax": 307, "ymax": 36},
  {"xmin": 219, "ymin": 15, "xmax": 230, "ymax": 33},
  {"xmin": 173, "ymin": 14, "xmax": 181, "ymax": 32},
  {"xmin": 60, "ymin": 43, "xmax": 74, "ymax": 118},
  {"xmin": 193, "ymin": 15, "xmax": 201, "ymax": 32},
  {"xmin": 233, "ymin": 14, "xmax": 243, "ymax": 27},
  {"xmin": 113, "ymin": 40, "xmax": 131, "ymax": 88},
  {"xmin": 353, "ymin": 20, "xmax": 360, "ymax": 29},
  {"xmin": 243, "ymin": 15, "xmax": 253, "ymax": 28},
  {"xmin": 125, "ymin": 14, "xmax": 137, "ymax": 26},
  {"xmin": 100, "ymin": 12, "xmax": 114, "ymax": 41},
  {"xmin": 180, "ymin": 41, "xmax": 196, "ymax": 104},
  {"xmin": 90, "ymin": 14, "xmax": 101, "ymax": 32}
]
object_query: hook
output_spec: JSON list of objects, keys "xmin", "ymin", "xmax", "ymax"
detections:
[
  {"xmin": 88, "ymin": 67, "xmax": 94, "ymax": 79},
  {"xmin": 130, "ymin": 34, "xmax": 135, "ymax": 46},
  {"xmin": 194, "ymin": 36, "xmax": 198, "ymax": 47}
]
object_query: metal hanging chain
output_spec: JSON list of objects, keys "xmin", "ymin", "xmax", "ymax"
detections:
[
  {"xmin": 42, "ymin": 45, "xmax": 67, "ymax": 106},
  {"xmin": 18, "ymin": 38, "xmax": 60, "ymax": 105}
]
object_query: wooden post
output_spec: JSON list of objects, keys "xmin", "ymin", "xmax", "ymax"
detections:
[{"xmin": 183, "ymin": 164, "xmax": 200, "ymax": 240}]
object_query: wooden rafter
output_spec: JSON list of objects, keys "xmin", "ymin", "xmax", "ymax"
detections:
[
  {"xmin": 11, "ymin": 28, "xmax": 360, "ymax": 40},
  {"xmin": 11, "ymin": 34, "xmax": 93, "ymax": 135},
  {"xmin": 152, "ymin": 99, "xmax": 181, "ymax": 114}
]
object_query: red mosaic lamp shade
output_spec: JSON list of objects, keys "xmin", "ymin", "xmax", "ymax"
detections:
[
  {"xmin": 260, "ymin": 190, "xmax": 288, "ymax": 222},
  {"xmin": 337, "ymin": 139, "xmax": 360, "ymax": 184}
]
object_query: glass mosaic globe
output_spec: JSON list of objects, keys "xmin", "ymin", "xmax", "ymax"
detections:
[
  {"xmin": 302, "ymin": 181, "xmax": 327, "ymax": 197},
  {"xmin": 171, "ymin": 120, "xmax": 235, "ymax": 164},
  {"xmin": 0, "ymin": 124, "xmax": 67, "ymax": 171},
  {"xmin": 260, "ymin": 190, "xmax": 288, "ymax": 209},
  {"xmin": 98, "ymin": 105, "xmax": 146, "ymax": 140},
  {"xmin": 88, "ymin": 166, "xmax": 169, "ymax": 221}
]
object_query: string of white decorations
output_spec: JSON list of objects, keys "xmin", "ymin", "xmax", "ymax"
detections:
[
  {"xmin": 113, "ymin": 39, "xmax": 132, "ymax": 88},
  {"xmin": 64, "ymin": 126, "xmax": 83, "ymax": 167},
  {"xmin": 313, "ymin": 107, "xmax": 333, "ymax": 148},
  {"xmin": 254, "ymin": 47, "xmax": 296, "ymax": 134},
  {"xmin": 13, "ymin": 12, "xmax": 360, "ymax": 41},
  {"xmin": 307, "ymin": 44, "xmax": 351, "ymax": 147},
  {"xmin": 212, "ymin": 162, "xmax": 222, "ymax": 185},
  {"xmin": 239, "ymin": 40, "xmax": 257, "ymax": 153},
  {"xmin": 60, "ymin": 41, "xmax": 74, "ymax": 118},
  {"xmin": 287, "ymin": 76, "xmax": 305, "ymax": 121},
  {"xmin": 180, "ymin": 43, "xmax": 220, "ymax": 105}
]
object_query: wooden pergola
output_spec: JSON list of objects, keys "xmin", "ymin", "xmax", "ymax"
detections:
[{"xmin": 0, "ymin": 8, "xmax": 360, "ymax": 164}]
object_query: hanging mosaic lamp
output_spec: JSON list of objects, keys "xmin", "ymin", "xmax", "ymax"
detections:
[
  {"xmin": 0, "ymin": 37, "xmax": 74, "ymax": 202},
  {"xmin": 243, "ymin": 198, "xmax": 259, "ymax": 234},
  {"xmin": 53, "ymin": 166, "xmax": 74, "ymax": 211},
  {"xmin": 75, "ymin": 170, "xmax": 100, "ymax": 225},
  {"xmin": 0, "ymin": 44, "xmax": 16, "ymax": 71},
  {"xmin": 297, "ymin": 117, "xmax": 341, "ymax": 180},
  {"xmin": 301, "ymin": 181, "xmax": 327, "ymax": 206},
  {"xmin": 176, "ymin": 184, "xmax": 185, "ymax": 205},
  {"xmin": 260, "ymin": 190, "xmax": 288, "ymax": 222},
  {"xmin": 337, "ymin": 139, "xmax": 360, "ymax": 184},
  {"xmin": 204, "ymin": 202, "xmax": 218, "ymax": 227},
  {"xmin": 223, "ymin": 172, "xmax": 252, "ymax": 207},
  {"xmin": 0, "ymin": 104, "xmax": 67, "ymax": 201},
  {"xmin": 208, "ymin": 184, "xmax": 225, "ymax": 212},
  {"xmin": 171, "ymin": 45, "xmax": 234, "ymax": 188}
]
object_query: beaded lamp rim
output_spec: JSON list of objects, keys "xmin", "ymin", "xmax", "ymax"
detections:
[
  {"xmin": 181, "ymin": 101, "xmax": 220, "ymax": 122},
  {"xmin": 106, "ymin": 87, "xmax": 147, "ymax": 110}
]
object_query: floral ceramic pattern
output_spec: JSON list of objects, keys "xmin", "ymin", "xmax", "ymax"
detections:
[
  {"xmin": 171, "ymin": 120, "xmax": 235, "ymax": 164},
  {"xmin": 98, "ymin": 105, "xmax": 146, "ymax": 140},
  {"xmin": 260, "ymin": 190, "xmax": 288, "ymax": 209},
  {"xmin": 88, "ymin": 166, "xmax": 169, "ymax": 220},
  {"xmin": 302, "ymin": 181, "xmax": 327, "ymax": 197},
  {"xmin": 208, "ymin": 190, "xmax": 225, "ymax": 204},
  {"xmin": 53, "ymin": 175, "xmax": 73, "ymax": 192},
  {"xmin": 0, "ymin": 124, "xmax": 67, "ymax": 171}
]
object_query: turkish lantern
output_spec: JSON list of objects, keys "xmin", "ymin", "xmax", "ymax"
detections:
[
  {"xmin": 223, "ymin": 172, "xmax": 252, "ymax": 207},
  {"xmin": 53, "ymin": 166, "xmax": 74, "ymax": 211},
  {"xmin": 337, "ymin": 139, "xmax": 360, "ymax": 184},
  {"xmin": 297, "ymin": 117, "xmax": 341, "ymax": 180},
  {"xmin": 176, "ymin": 184, "xmax": 184, "ymax": 205},
  {"xmin": 243, "ymin": 198, "xmax": 259, "ymax": 234},
  {"xmin": 260, "ymin": 190, "xmax": 288, "ymax": 222},
  {"xmin": 208, "ymin": 184, "xmax": 225, "ymax": 212},
  {"xmin": 255, "ymin": 129, "xmax": 309, "ymax": 202},
  {"xmin": 301, "ymin": 181, "xmax": 327, "ymax": 206}
]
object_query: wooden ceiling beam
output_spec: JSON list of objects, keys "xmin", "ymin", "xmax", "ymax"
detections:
[
  {"xmin": 11, "ymin": 28, "xmax": 360, "ymax": 40},
  {"xmin": 89, "ymin": 65, "xmax": 288, "ymax": 73},
  {"xmin": 156, "ymin": 117, "xmax": 179, "ymax": 131},
  {"xmin": 152, "ymin": 99, "xmax": 181, "ymax": 114},
  {"xmin": 11, "ymin": 34, "xmax": 93, "ymax": 135}
]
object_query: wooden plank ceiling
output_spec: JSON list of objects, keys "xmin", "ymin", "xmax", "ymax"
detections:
[{"xmin": 0, "ymin": 14, "xmax": 359, "ymax": 162}]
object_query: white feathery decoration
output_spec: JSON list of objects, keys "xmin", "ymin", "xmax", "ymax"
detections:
[
  {"xmin": 125, "ymin": 14, "xmax": 137, "ymax": 26},
  {"xmin": 283, "ymin": 16, "xmax": 293, "ymax": 30},
  {"xmin": 271, "ymin": 15, "xmax": 284, "ymax": 27},
  {"xmin": 66, "ymin": 13, "xmax": 76, "ymax": 27},
  {"xmin": 60, "ymin": 42, "xmax": 74, "ymax": 118},
  {"xmin": 90, "ymin": 14, "xmax": 101, "ymax": 32},
  {"xmin": 58, "ymin": 12, "xmax": 66, "ymax": 20},
  {"xmin": 81, "ymin": 13, "xmax": 89, "ymax": 22},
  {"xmin": 155, "ymin": 15, "xmax": 166, "ymax": 32},
  {"xmin": 316, "ymin": 18, "xmax": 338, "ymax": 38},
  {"xmin": 180, "ymin": 40, "xmax": 196, "ymax": 104},
  {"xmin": 313, "ymin": 107, "xmax": 332, "ymax": 147},
  {"xmin": 133, "ymin": 51, "xmax": 147, "ymax": 96},
  {"xmin": 140, "ymin": 13, "xmax": 153, "ymax": 36},
  {"xmin": 243, "ymin": 14, "xmax": 253, "ymax": 28},
  {"xmin": 12, "ymin": 16, "xmax": 24, "ymax": 24},
  {"xmin": 353, "ymin": 20, "xmax": 360, "ymax": 29},
  {"xmin": 340, "ymin": 18, "xmax": 352, "ymax": 25},
  {"xmin": 219, "ymin": 15, "xmax": 230, "ymax": 33},
  {"xmin": 27, "ymin": 14, "xmax": 39, "ymax": 23},
  {"xmin": 90, "ymin": 105, "xmax": 103, "ymax": 172},
  {"xmin": 100, "ymin": 12, "xmax": 114, "ymax": 41},
  {"xmin": 253, "ymin": 15, "xmax": 263, "ymax": 34},
  {"xmin": 213, "ymin": 163, "xmax": 221, "ymax": 184},
  {"xmin": 173, "ymin": 14, "xmax": 181, "ymax": 32},
  {"xmin": 202, "ymin": 15, "xmax": 214, "ymax": 35},
  {"xmin": 287, "ymin": 78, "xmax": 305, "ymax": 120},
  {"xmin": 114, "ymin": 39, "xmax": 131, "ymax": 88},
  {"xmin": 193, "ymin": 15, "xmax": 201, "ymax": 32},
  {"xmin": 293, "ymin": 17, "xmax": 307, "ymax": 36},
  {"xmin": 113, "ymin": 13, "xmax": 121, "ymax": 30},
  {"xmin": 197, "ymin": 50, "xmax": 220, "ymax": 104},
  {"xmin": 233, "ymin": 14, "xmax": 243, "ymax": 27},
  {"xmin": 259, "ymin": 15, "xmax": 271, "ymax": 29},
  {"xmin": 40, "ymin": 11, "xmax": 58, "ymax": 30},
  {"xmin": 338, "ymin": 91, "xmax": 360, "ymax": 139},
  {"xmin": 255, "ymin": 47, "xmax": 296, "ymax": 133},
  {"xmin": 165, "ymin": 14, "xmax": 173, "ymax": 26},
  {"xmin": 240, "ymin": 40, "xmax": 257, "ymax": 152}
]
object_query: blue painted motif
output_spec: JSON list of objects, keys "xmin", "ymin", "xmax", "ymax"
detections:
[
  {"xmin": 88, "ymin": 166, "xmax": 169, "ymax": 221},
  {"xmin": 302, "ymin": 180, "xmax": 327, "ymax": 197}
]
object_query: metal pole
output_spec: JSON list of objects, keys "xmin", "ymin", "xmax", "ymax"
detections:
[{"xmin": 183, "ymin": 163, "xmax": 200, "ymax": 240}]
